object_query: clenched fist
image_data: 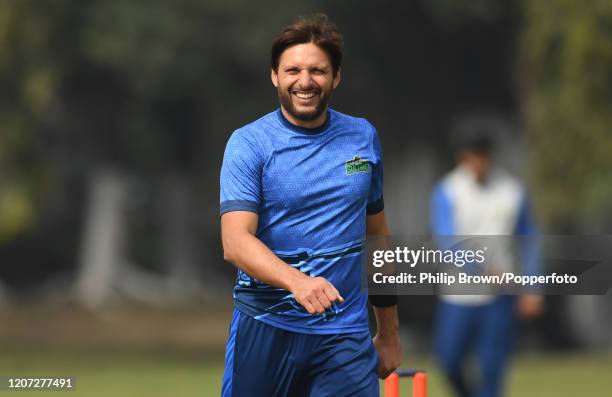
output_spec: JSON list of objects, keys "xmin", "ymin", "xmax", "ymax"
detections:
[{"xmin": 374, "ymin": 332, "xmax": 402, "ymax": 379}]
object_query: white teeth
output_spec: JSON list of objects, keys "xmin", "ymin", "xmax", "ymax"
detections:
[{"xmin": 294, "ymin": 91, "xmax": 316, "ymax": 99}]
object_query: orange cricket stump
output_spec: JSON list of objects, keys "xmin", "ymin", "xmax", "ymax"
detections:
[
  {"xmin": 384, "ymin": 372, "xmax": 400, "ymax": 397},
  {"xmin": 384, "ymin": 369, "xmax": 427, "ymax": 397}
]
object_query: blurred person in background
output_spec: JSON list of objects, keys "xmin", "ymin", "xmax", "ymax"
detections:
[
  {"xmin": 429, "ymin": 131, "xmax": 544, "ymax": 397},
  {"xmin": 219, "ymin": 14, "xmax": 400, "ymax": 396}
]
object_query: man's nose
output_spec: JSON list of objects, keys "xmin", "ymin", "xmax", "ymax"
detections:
[{"xmin": 297, "ymin": 70, "xmax": 313, "ymax": 87}]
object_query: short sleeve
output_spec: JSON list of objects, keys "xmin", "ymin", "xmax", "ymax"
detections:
[
  {"xmin": 220, "ymin": 130, "xmax": 264, "ymax": 215},
  {"xmin": 515, "ymin": 193, "xmax": 537, "ymax": 235},
  {"xmin": 515, "ymin": 192, "xmax": 540, "ymax": 278},
  {"xmin": 430, "ymin": 183, "xmax": 455, "ymax": 235},
  {"xmin": 366, "ymin": 124, "xmax": 384, "ymax": 215}
]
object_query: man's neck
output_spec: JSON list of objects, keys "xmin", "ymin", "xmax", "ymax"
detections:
[
  {"xmin": 460, "ymin": 164, "xmax": 491, "ymax": 185},
  {"xmin": 280, "ymin": 106, "xmax": 328, "ymax": 129}
]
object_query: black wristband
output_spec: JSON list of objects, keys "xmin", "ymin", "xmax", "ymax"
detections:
[{"xmin": 369, "ymin": 294, "xmax": 397, "ymax": 307}]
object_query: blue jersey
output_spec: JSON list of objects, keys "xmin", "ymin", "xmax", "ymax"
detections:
[{"xmin": 220, "ymin": 108, "xmax": 384, "ymax": 334}]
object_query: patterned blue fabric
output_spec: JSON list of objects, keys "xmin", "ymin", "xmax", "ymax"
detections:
[{"xmin": 220, "ymin": 108, "xmax": 383, "ymax": 334}]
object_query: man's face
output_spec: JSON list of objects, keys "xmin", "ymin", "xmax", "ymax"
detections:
[
  {"xmin": 461, "ymin": 151, "xmax": 493, "ymax": 181},
  {"xmin": 271, "ymin": 42, "xmax": 340, "ymax": 125}
]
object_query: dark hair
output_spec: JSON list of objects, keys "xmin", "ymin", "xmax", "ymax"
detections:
[
  {"xmin": 271, "ymin": 13, "xmax": 343, "ymax": 76},
  {"xmin": 454, "ymin": 130, "xmax": 494, "ymax": 154}
]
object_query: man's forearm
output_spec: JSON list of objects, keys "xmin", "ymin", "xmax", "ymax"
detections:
[
  {"xmin": 223, "ymin": 231, "xmax": 306, "ymax": 291},
  {"xmin": 373, "ymin": 304, "xmax": 399, "ymax": 336},
  {"xmin": 367, "ymin": 211, "xmax": 399, "ymax": 335},
  {"xmin": 223, "ymin": 228, "xmax": 344, "ymax": 314}
]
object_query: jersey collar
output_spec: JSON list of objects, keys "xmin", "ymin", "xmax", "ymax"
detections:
[{"xmin": 276, "ymin": 108, "xmax": 331, "ymax": 135}]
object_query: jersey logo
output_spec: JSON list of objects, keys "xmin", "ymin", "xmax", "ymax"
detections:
[{"xmin": 345, "ymin": 155, "xmax": 369, "ymax": 175}]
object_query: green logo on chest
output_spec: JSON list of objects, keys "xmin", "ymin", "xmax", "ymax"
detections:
[{"xmin": 345, "ymin": 155, "xmax": 369, "ymax": 175}]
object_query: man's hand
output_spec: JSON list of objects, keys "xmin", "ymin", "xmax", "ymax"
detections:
[
  {"xmin": 289, "ymin": 275, "xmax": 344, "ymax": 314},
  {"xmin": 517, "ymin": 295, "xmax": 544, "ymax": 320},
  {"xmin": 373, "ymin": 331, "xmax": 402, "ymax": 379}
]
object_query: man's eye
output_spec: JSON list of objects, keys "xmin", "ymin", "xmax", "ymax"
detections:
[
  {"xmin": 286, "ymin": 69, "xmax": 299, "ymax": 74},
  {"xmin": 312, "ymin": 69, "xmax": 325, "ymax": 75}
]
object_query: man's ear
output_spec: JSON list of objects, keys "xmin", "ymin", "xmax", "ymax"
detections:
[
  {"xmin": 271, "ymin": 68, "xmax": 279, "ymax": 88},
  {"xmin": 332, "ymin": 67, "xmax": 341, "ymax": 90}
]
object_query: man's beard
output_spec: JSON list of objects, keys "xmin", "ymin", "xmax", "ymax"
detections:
[{"xmin": 278, "ymin": 86, "xmax": 331, "ymax": 122}]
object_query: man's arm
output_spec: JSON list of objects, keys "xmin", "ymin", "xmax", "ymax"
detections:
[
  {"xmin": 221, "ymin": 211, "xmax": 343, "ymax": 314},
  {"xmin": 515, "ymin": 194, "xmax": 544, "ymax": 319},
  {"xmin": 367, "ymin": 211, "xmax": 402, "ymax": 378}
]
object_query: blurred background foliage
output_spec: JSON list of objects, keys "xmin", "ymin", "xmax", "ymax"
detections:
[{"xmin": 520, "ymin": 0, "xmax": 612, "ymax": 231}]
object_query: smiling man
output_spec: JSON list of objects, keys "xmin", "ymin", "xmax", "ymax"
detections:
[{"xmin": 220, "ymin": 14, "xmax": 401, "ymax": 396}]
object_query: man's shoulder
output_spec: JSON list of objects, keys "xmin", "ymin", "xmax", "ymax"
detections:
[
  {"xmin": 228, "ymin": 111, "xmax": 278, "ymax": 147},
  {"xmin": 439, "ymin": 167, "xmax": 463, "ymax": 187},
  {"xmin": 491, "ymin": 168, "xmax": 525, "ymax": 194},
  {"xmin": 235, "ymin": 110, "xmax": 278, "ymax": 135},
  {"xmin": 440, "ymin": 166, "xmax": 525, "ymax": 195},
  {"xmin": 329, "ymin": 109, "xmax": 376, "ymax": 134}
]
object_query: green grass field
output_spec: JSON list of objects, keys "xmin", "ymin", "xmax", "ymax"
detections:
[{"xmin": 1, "ymin": 350, "xmax": 611, "ymax": 396}]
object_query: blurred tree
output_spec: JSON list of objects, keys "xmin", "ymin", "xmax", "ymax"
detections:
[
  {"xmin": 519, "ymin": 0, "xmax": 612, "ymax": 230},
  {"xmin": 0, "ymin": 0, "xmax": 61, "ymax": 243}
]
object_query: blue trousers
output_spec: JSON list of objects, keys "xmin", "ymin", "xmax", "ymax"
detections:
[
  {"xmin": 221, "ymin": 309, "xmax": 379, "ymax": 397},
  {"xmin": 434, "ymin": 297, "xmax": 516, "ymax": 397}
]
